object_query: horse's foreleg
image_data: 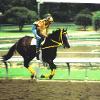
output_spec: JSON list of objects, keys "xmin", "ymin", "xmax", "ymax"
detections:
[
  {"xmin": 41, "ymin": 69, "xmax": 56, "ymax": 79},
  {"xmin": 41, "ymin": 61, "xmax": 56, "ymax": 79},
  {"xmin": 49, "ymin": 69, "xmax": 56, "ymax": 79}
]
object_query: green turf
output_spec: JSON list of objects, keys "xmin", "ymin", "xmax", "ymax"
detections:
[
  {"xmin": 0, "ymin": 67, "xmax": 100, "ymax": 80},
  {"xmin": 0, "ymin": 23, "xmax": 79, "ymax": 37}
]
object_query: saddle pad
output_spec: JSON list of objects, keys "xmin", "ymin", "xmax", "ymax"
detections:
[{"xmin": 30, "ymin": 38, "xmax": 37, "ymax": 45}]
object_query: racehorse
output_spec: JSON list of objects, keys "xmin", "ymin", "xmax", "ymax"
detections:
[{"xmin": 2, "ymin": 28, "xmax": 70, "ymax": 79}]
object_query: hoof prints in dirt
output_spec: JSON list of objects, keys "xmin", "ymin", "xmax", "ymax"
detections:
[{"xmin": 0, "ymin": 80, "xmax": 100, "ymax": 100}]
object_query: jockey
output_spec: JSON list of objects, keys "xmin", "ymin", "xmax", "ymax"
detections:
[{"xmin": 32, "ymin": 14, "xmax": 53, "ymax": 60}]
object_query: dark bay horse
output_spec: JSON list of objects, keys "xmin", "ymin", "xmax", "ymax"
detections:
[{"xmin": 2, "ymin": 28, "xmax": 70, "ymax": 79}]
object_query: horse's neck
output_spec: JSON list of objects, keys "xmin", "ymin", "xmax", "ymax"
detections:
[
  {"xmin": 41, "ymin": 33, "xmax": 59, "ymax": 49},
  {"xmin": 48, "ymin": 32, "xmax": 58, "ymax": 41}
]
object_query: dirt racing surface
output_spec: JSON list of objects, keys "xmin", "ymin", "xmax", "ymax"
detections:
[{"xmin": 0, "ymin": 79, "xmax": 100, "ymax": 100}]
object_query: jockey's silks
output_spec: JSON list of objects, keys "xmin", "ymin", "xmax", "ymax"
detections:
[{"xmin": 34, "ymin": 19, "xmax": 51, "ymax": 37}]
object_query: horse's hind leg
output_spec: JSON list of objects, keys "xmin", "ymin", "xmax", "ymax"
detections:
[
  {"xmin": 24, "ymin": 58, "xmax": 36, "ymax": 79},
  {"xmin": 3, "ymin": 61, "xmax": 8, "ymax": 78},
  {"xmin": 28, "ymin": 66, "xmax": 36, "ymax": 79}
]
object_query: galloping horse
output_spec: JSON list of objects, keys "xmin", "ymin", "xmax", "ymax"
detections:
[{"xmin": 2, "ymin": 28, "xmax": 70, "ymax": 79}]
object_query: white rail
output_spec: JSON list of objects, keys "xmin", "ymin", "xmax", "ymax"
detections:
[{"xmin": 1, "ymin": 56, "xmax": 100, "ymax": 80}]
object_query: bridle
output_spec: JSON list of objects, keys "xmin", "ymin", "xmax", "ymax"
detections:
[{"xmin": 42, "ymin": 29, "xmax": 64, "ymax": 49}]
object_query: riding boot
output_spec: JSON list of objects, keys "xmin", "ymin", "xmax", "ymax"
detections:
[{"xmin": 36, "ymin": 48, "xmax": 40, "ymax": 60}]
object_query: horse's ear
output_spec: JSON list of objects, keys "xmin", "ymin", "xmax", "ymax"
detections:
[
  {"xmin": 64, "ymin": 28, "xmax": 67, "ymax": 32},
  {"xmin": 63, "ymin": 28, "xmax": 68, "ymax": 34}
]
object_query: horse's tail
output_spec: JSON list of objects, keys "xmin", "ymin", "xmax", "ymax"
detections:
[
  {"xmin": 2, "ymin": 43, "xmax": 16, "ymax": 61},
  {"xmin": 2, "ymin": 43, "xmax": 16, "ymax": 78}
]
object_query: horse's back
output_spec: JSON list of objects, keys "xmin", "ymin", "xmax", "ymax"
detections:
[
  {"xmin": 16, "ymin": 36, "xmax": 36, "ymax": 58},
  {"xmin": 18, "ymin": 36, "xmax": 33, "ymax": 46}
]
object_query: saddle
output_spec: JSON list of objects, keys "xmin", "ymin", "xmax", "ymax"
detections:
[
  {"xmin": 30, "ymin": 38, "xmax": 37, "ymax": 45},
  {"xmin": 30, "ymin": 38, "xmax": 45, "ymax": 46}
]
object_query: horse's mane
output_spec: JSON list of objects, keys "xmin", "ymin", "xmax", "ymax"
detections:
[
  {"xmin": 42, "ymin": 29, "xmax": 61, "ymax": 47},
  {"xmin": 47, "ymin": 28, "xmax": 61, "ymax": 40}
]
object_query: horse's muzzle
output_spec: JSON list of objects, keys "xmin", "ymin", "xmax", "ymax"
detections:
[{"xmin": 63, "ymin": 44, "xmax": 70, "ymax": 48}]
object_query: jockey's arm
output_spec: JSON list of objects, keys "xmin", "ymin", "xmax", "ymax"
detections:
[
  {"xmin": 46, "ymin": 28, "xmax": 48, "ymax": 37},
  {"xmin": 34, "ymin": 20, "xmax": 51, "ymax": 38}
]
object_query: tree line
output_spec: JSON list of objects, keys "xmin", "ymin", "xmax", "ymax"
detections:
[{"xmin": 0, "ymin": 0, "xmax": 100, "ymax": 31}]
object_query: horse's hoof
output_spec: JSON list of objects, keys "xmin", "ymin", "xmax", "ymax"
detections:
[
  {"xmin": 31, "ymin": 75, "xmax": 34, "ymax": 79},
  {"xmin": 31, "ymin": 75, "xmax": 36, "ymax": 79},
  {"xmin": 49, "ymin": 75, "xmax": 53, "ymax": 79},
  {"xmin": 41, "ymin": 75, "xmax": 45, "ymax": 78}
]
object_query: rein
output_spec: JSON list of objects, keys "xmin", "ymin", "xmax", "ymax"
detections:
[{"xmin": 42, "ymin": 30, "xmax": 63, "ymax": 49}]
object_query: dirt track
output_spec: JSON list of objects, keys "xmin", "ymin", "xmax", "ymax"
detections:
[{"xmin": 0, "ymin": 79, "xmax": 100, "ymax": 100}]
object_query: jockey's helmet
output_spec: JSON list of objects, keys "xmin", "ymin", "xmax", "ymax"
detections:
[{"xmin": 46, "ymin": 16, "xmax": 54, "ymax": 22}]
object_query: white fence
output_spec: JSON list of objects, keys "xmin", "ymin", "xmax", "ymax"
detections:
[{"xmin": 0, "ymin": 56, "xmax": 100, "ymax": 80}]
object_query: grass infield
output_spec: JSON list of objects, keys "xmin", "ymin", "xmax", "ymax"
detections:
[{"xmin": 0, "ymin": 67, "xmax": 100, "ymax": 81}]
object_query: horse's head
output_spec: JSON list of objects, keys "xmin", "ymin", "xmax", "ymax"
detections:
[
  {"xmin": 62, "ymin": 28, "xmax": 70, "ymax": 48},
  {"xmin": 49, "ymin": 28, "xmax": 70, "ymax": 48}
]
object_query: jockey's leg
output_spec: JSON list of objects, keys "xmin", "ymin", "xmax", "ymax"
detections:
[
  {"xmin": 32, "ymin": 25, "xmax": 41, "ymax": 60},
  {"xmin": 36, "ymin": 36, "xmax": 41, "ymax": 60},
  {"xmin": 32, "ymin": 24, "xmax": 41, "ymax": 49},
  {"xmin": 32, "ymin": 24, "xmax": 37, "ymax": 36},
  {"xmin": 32, "ymin": 25, "xmax": 43, "ymax": 60}
]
